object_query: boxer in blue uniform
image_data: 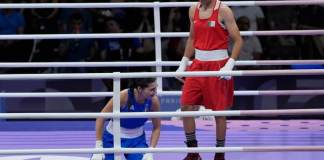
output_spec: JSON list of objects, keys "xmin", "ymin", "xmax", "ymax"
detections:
[{"xmin": 91, "ymin": 78, "xmax": 161, "ymax": 160}]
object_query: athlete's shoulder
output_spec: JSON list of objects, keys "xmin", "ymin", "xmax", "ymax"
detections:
[
  {"xmin": 120, "ymin": 89, "xmax": 130, "ymax": 106},
  {"xmin": 219, "ymin": 3, "xmax": 232, "ymax": 13},
  {"xmin": 189, "ymin": 3, "xmax": 197, "ymax": 18},
  {"xmin": 151, "ymin": 95, "xmax": 160, "ymax": 104},
  {"xmin": 219, "ymin": 3, "xmax": 235, "ymax": 19},
  {"xmin": 150, "ymin": 95, "xmax": 160, "ymax": 111},
  {"xmin": 189, "ymin": 3, "xmax": 198, "ymax": 11}
]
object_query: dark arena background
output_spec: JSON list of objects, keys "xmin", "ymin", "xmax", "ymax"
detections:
[{"xmin": 0, "ymin": 0, "xmax": 323, "ymax": 160}]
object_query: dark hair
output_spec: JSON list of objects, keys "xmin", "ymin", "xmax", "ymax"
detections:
[
  {"xmin": 126, "ymin": 78, "xmax": 156, "ymax": 111},
  {"xmin": 129, "ymin": 78, "xmax": 156, "ymax": 90},
  {"xmin": 105, "ymin": 17, "xmax": 124, "ymax": 30}
]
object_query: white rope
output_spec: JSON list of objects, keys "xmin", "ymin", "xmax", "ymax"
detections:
[
  {"xmin": 0, "ymin": 60, "xmax": 324, "ymax": 68},
  {"xmin": 0, "ymin": 33, "xmax": 155, "ymax": 40},
  {"xmin": 163, "ymin": 30, "xmax": 324, "ymax": 38},
  {"xmin": 240, "ymin": 69, "xmax": 324, "ymax": 76},
  {"xmin": 243, "ymin": 30, "xmax": 324, "ymax": 36},
  {"xmin": 243, "ymin": 60, "xmax": 324, "ymax": 66},
  {"xmin": 1, "ymin": 30, "xmax": 323, "ymax": 40},
  {"xmin": 0, "ymin": 69, "xmax": 323, "ymax": 80},
  {"xmin": 160, "ymin": 1, "xmax": 324, "ymax": 7},
  {"xmin": 0, "ymin": 1, "xmax": 323, "ymax": 9},
  {"xmin": 240, "ymin": 109, "xmax": 324, "ymax": 116},
  {"xmin": 0, "ymin": 2, "xmax": 154, "ymax": 9},
  {"xmin": 0, "ymin": 92, "xmax": 113, "ymax": 97},
  {"xmin": 162, "ymin": 90, "xmax": 324, "ymax": 96},
  {"xmin": 1, "ymin": 90, "xmax": 324, "ymax": 97},
  {"xmin": 254, "ymin": 0, "xmax": 324, "ymax": 6},
  {"xmin": 0, "ymin": 146, "xmax": 324, "ymax": 155},
  {"xmin": 247, "ymin": 90, "xmax": 324, "ymax": 96},
  {"xmin": 0, "ymin": 61, "xmax": 159, "ymax": 68},
  {"xmin": 0, "ymin": 109, "xmax": 323, "ymax": 119}
]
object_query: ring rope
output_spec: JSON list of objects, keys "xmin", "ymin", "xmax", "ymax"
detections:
[
  {"xmin": 0, "ymin": 0, "xmax": 323, "ymax": 9},
  {"xmin": 0, "ymin": 109, "xmax": 323, "ymax": 119},
  {"xmin": 0, "ymin": 30, "xmax": 323, "ymax": 40},
  {"xmin": 1, "ymin": 60, "xmax": 324, "ymax": 68},
  {"xmin": 0, "ymin": 0, "xmax": 323, "ymax": 157},
  {"xmin": 161, "ymin": 90, "xmax": 324, "ymax": 96},
  {"xmin": 0, "ymin": 146, "xmax": 324, "ymax": 155},
  {"xmin": 163, "ymin": 30, "xmax": 324, "ymax": 38},
  {"xmin": 0, "ymin": 70, "xmax": 323, "ymax": 80},
  {"xmin": 0, "ymin": 89, "xmax": 324, "ymax": 97}
]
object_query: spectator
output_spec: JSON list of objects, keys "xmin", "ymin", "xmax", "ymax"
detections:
[
  {"xmin": 0, "ymin": 3, "xmax": 27, "ymax": 63},
  {"xmin": 98, "ymin": 17, "xmax": 141, "ymax": 90},
  {"xmin": 231, "ymin": 5, "xmax": 265, "ymax": 31},
  {"xmin": 58, "ymin": 12, "xmax": 96, "ymax": 72},
  {"xmin": 234, "ymin": 16, "xmax": 262, "ymax": 64}
]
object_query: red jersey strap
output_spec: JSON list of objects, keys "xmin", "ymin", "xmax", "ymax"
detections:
[
  {"xmin": 214, "ymin": 0, "xmax": 221, "ymax": 10},
  {"xmin": 194, "ymin": 3, "xmax": 200, "ymax": 20},
  {"xmin": 197, "ymin": 2, "xmax": 201, "ymax": 9},
  {"xmin": 197, "ymin": 0, "xmax": 219, "ymax": 10},
  {"xmin": 195, "ymin": 1, "xmax": 219, "ymax": 19}
]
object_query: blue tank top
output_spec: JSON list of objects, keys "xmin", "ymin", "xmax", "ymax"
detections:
[{"xmin": 119, "ymin": 89, "xmax": 152, "ymax": 129}]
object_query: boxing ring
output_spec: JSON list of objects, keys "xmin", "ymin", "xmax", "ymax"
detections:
[{"xmin": 0, "ymin": 1, "xmax": 324, "ymax": 160}]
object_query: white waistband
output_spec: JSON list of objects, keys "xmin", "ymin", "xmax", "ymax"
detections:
[
  {"xmin": 195, "ymin": 49, "xmax": 228, "ymax": 61},
  {"xmin": 106, "ymin": 121, "xmax": 144, "ymax": 139}
]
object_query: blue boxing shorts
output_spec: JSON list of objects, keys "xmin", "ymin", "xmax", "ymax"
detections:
[{"xmin": 102, "ymin": 130, "xmax": 148, "ymax": 160}]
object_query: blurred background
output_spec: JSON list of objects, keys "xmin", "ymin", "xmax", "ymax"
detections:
[{"xmin": 0, "ymin": 0, "xmax": 323, "ymax": 119}]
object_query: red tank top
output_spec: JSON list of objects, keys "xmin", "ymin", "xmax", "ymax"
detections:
[{"xmin": 193, "ymin": 0, "xmax": 229, "ymax": 50}]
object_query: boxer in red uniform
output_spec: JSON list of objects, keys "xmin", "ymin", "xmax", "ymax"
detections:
[{"xmin": 176, "ymin": 0, "xmax": 243, "ymax": 159}]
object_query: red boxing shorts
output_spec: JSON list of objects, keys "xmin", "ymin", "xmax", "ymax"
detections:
[{"xmin": 180, "ymin": 58, "xmax": 234, "ymax": 110}]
